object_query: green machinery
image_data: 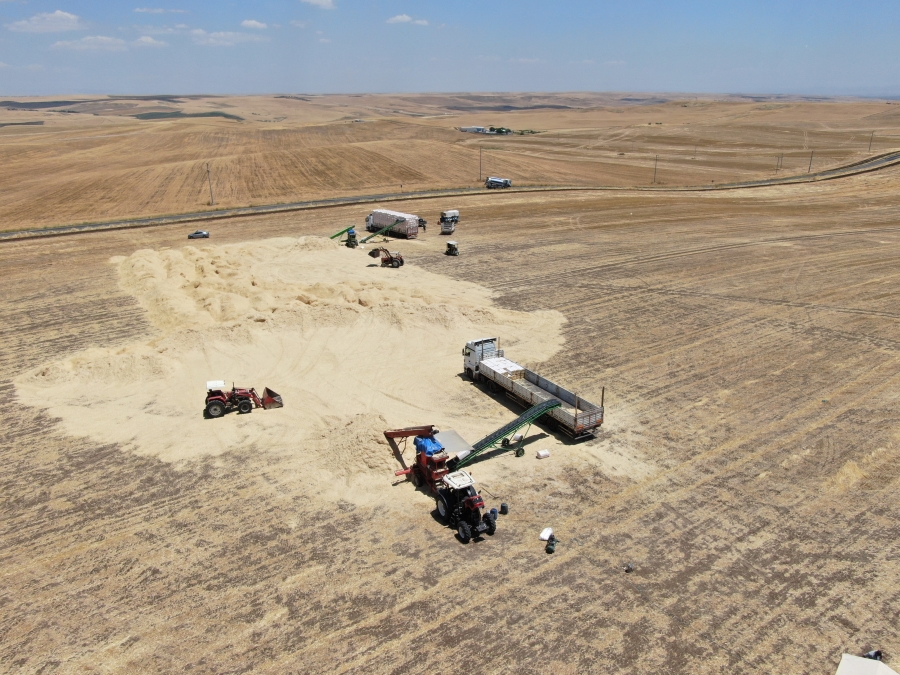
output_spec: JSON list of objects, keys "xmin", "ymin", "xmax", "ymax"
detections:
[
  {"xmin": 450, "ymin": 399, "xmax": 562, "ymax": 469},
  {"xmin": 360, "ymin": 219, "xmax": 404, "ymax": 244},
  {"xmin": 330, "ymin": 225, "xmax": 354, "ymax": 240},
  {"xmin": 329, "ymin": 225, "xmax": 359, "ymax": 248}
]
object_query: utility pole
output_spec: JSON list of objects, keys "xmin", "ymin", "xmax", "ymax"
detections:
[
  {"xmin": 479, "ymin": 146, "xmax": 482, "ymax": 182},
  {"xmin": 807, "ymin": 150, "xmax": 814, "ymax": 174},
  {"xmin": 206, "ymin": 162, "xmax": 215, "ymax": 206},
  {"xmin": 869, "ymin": 131, "xmax": 875, "ymax": 152},
  {"xmin": 652, "ymin": 155, "xmax": 658, "ymax": 184}
]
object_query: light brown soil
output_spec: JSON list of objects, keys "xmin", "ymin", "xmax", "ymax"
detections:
[
  {"xmin": 2, "ymin": 95, "xmax": 900, "ymax": 674},
  {"xmin": 2, "ymin": 93, "xmax": 900, "ymax": 230}
]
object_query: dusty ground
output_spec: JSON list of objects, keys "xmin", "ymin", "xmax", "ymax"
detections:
[
  {"xmin": 2, "ymin": 95, "xmax": 900, "ymax": 674},
  {"xmin": 2, "ymin": 92, "xmax": 900, "ymax": 230}
]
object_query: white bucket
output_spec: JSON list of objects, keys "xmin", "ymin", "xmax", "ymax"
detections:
[
  {"xmin": 536, "ymin": 449, "xmax": 551, "ymax": 459},
  {"xmin": 539, "ymin": 527, "xmax": 553, "ymax": 541}
]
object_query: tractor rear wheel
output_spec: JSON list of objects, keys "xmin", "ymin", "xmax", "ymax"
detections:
[
  {"xmin": 237, "ymin": 399, "xmax": 253, "ymax": 414},
  {"xmin": 436, "ymin": 497, "xmax": 448, "ymax": 520},
  {"xmin": 409, "ymin": 470, "xmax": 421, "ymax": 488},
  {"xmin": 206, "ymin": 401, "xmax": 225, "ymax": 418},
  {"xmin": 457, "ymin": 521, "xmax": 472, "ymax": 544},
  {"xmin": 391, "ymin": 260, "xmax": 400, "ymax": 268},
  {"xmin": 484, "ymin": 513, "xmax": 497, "ymax": 535}
]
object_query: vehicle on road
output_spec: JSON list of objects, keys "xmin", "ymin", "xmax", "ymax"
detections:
[
  {"xmin": 484, "ymin": 177, "xmax": 512, "ymax": 189},
  {"xmin": 188, "ymin": 230, "xmax": 209, "ymax": 239}
]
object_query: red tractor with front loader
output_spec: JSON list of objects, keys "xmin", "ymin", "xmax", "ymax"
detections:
[
  {"xmin": 368, "ymin": 247, "xmax": 404, "ymax": 268},
  {"xmin": 386, "ymin": 425, "xmax": 497, "ymax": 543},
  {"xmin": 204, "ymin": 380, "xmax": 283, "ymax": 418}
]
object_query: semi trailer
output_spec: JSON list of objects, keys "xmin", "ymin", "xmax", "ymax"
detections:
[
  {"xmin": 463, "ymin": 338, "xmax": 604, "ymax": 439},
  {"xmin": 365, "ymin": 209, "xmax": 424, "ymax": 239}
]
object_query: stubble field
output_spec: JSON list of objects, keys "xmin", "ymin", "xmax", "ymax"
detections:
[{"xmin": 2, "ymin": 93, "xmax": 900, "ymax": 674}]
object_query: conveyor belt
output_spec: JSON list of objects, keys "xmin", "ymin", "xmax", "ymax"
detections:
[{"xmin": 454, "ymin": 399, "xmax": 561, "ymax": 468}]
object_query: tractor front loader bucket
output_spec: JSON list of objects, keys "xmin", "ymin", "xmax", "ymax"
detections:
[{"xmin": 261, "ymin": 387, "xmax": 284, "ymax": 409}]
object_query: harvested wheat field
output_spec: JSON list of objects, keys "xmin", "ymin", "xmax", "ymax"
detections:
[{"xmin": 2, "ymin": 94, "xmax": 900, "ymax": 674}]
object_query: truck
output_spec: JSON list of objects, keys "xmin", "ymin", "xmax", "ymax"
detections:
[
  {"xmin": 439, "ymin": 209, "xmax": 459, "ymax": 234},
  {"xmin": 484, "ymin": 177, "xmax": 512, "ymax": 189},
  {"xmin": 365, "ymin": 209, "xmax": 425, "ymax": 239},
  {"xmin": 462, "ymin": 338, "xmax": 604, "ymax": 440}
]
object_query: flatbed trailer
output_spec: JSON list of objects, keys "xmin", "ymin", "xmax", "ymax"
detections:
[{"xmin": 462, "ymin": 338, "xmax": 604, "ymax": 440}]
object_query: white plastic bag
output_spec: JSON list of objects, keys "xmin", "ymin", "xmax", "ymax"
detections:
[
  {"xmin": 539, "ymin": 527, "xmax": 553, "ymax": 541},
  {"xmin": 536, "ymin": 449, "xmax": 550, "ymax": 459}
]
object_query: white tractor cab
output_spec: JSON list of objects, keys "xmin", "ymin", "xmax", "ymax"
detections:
[
  {"xmin": 462, "ymin": 337, "xmax": 503, "ymax": 380},
  {"xmin": 439, "ymin": 209, "xmax": 459, "ymax": 234},
  {"xmin": 435, "ymin": 470, "xmax": 496, "ymax": 543}
]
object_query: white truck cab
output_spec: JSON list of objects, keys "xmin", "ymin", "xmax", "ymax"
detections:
[{"xmin": 462, "ymin": 337, "xmax": 503, "ymax": 378}]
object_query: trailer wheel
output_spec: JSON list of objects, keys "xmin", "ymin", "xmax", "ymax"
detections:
[
  {"xmin": 237, "ymin": 399, "xmax": 253, "ymax": 414},
  {"xmin": 206, "ymin": 401, "xmax": 225, "ymax": 418},
  {"xmin": 409, "ymin": 471, "xmax": 421, "ymax": 488},
  {"xmin": 501, "ymin": 437, "xmax": 510, "ymax": 448},
  {"xmin": 515, "ymin": 447, "xmax": 525, "ymax": 458},
  {"xmin": 457, "ymin": 521, "xmax": 472, "ymax": 544}
]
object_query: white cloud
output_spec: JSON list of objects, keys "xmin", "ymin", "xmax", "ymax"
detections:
[
  {"xmin": 191, "ymin": 29, "xmax": 267, "ymax": 46},
  {"xmin": 133, "ymin": 35, "xmax": 167, "ymax": 47},
  {"xmin": 132, "ymin": 24, "xmax": 177, "ymax": 35},
  {"xmin": 241, "ymin": 19, "xmax": 266, "ymax": 29},
  {"xmin": 510, "ymin": 57, "xmax": 541, "ymax": 63},
  {"xmin": 386, "ymin": 14, "xmax": 427, "ymax": 25},
  {"xmin": 603, "ymin": 60, "xmax": 625, "ymax": 66},
  {"xmin": 52, "ymin": 35, "xmax": 127, "ymax": 51},
  {"xmin": 6, "ymin": 10, "xmax": 83, "ymax": 33},
  {"xmin": 0, "ymin": 62, "xmax": 8, "ymax": 69},
  {"xmin": 290, "ymin": 20, "xmax": 306, "ymax": 28},
  {"xmin": 319, "ymin": 37, "xmax": 330, "ymax": 43},
  {"xmin": 300, "ymin": 0, "xmax": 334, "ymax": 8},
  {"xmin": 134, "ymin": 8, "xmax": 186, "ymax": 13}
]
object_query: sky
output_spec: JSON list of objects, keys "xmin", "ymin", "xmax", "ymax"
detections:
[{"xmin": 0, "ymin": 0, "xmax": 898, "ymax": 96}]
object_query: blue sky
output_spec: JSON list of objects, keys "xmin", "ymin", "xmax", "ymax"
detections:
[{"xmin": 0, "ymin": 1, "xmax": 898, "ymax": 96}]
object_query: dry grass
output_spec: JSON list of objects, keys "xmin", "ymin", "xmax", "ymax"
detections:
[
  {"xmin": 1, "ymin": 93, "xmax": 899, "ymax": 230},
  {"xmin": 2, "ymin": 94, "xmax": 900, "ymax": 674}
]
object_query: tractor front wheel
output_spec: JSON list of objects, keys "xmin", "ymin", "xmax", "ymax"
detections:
[
  {"xmin": 206, "ymin": 401, "xmax": 225, "ymax": 418},
  {"xmin": 237, "ymin": 399, "xmax": 253, "ymax": 414},
  {"xmin": 457, "ymin": 521, "xmax": 472, "ymax": 544}
]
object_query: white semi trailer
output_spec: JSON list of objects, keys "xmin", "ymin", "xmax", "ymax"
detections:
[
  {"xmin": 463, "ymin": 337, "xmax": 604, "ymax": 439},
  {"xmin": 365, "ymin": 209, "xmax": 424, "ymax": 239}
]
